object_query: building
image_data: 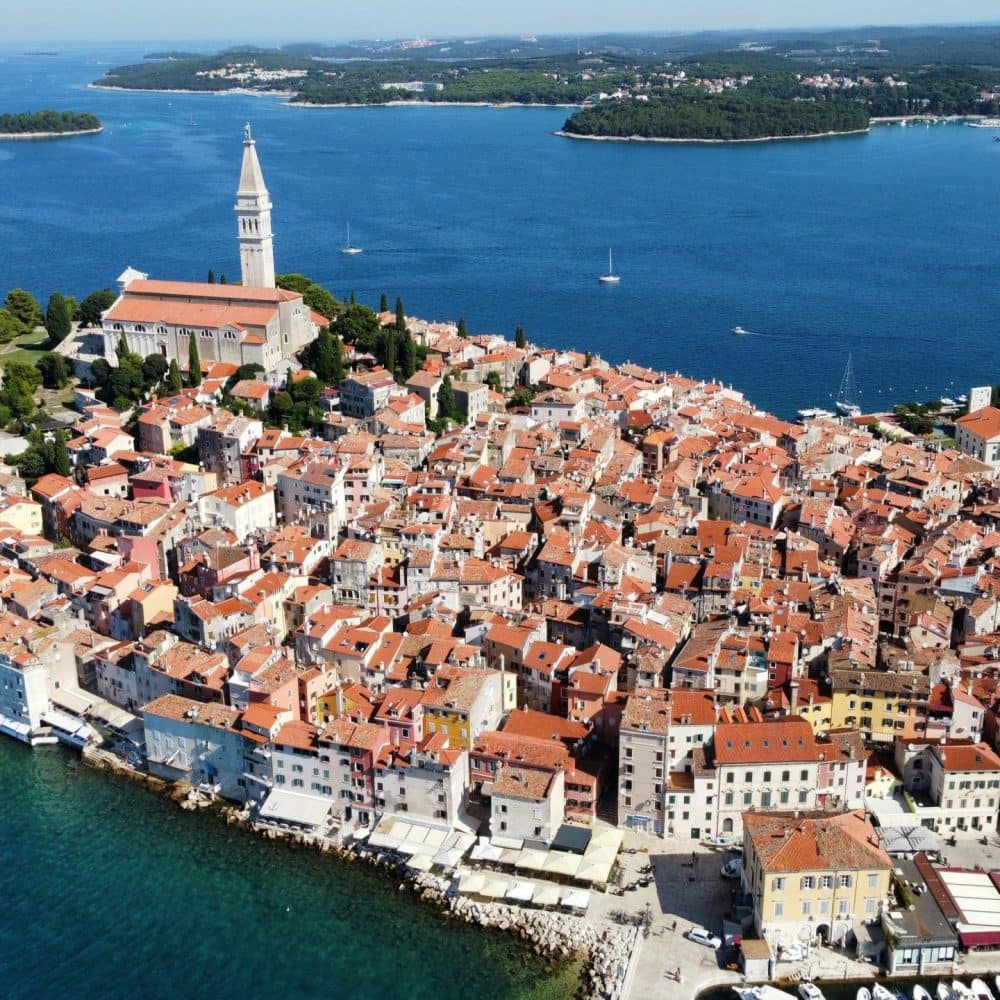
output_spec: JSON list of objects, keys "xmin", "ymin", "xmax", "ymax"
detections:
[
  {"xmin": 101, "ymin": 127, "xmax": 321, "ymax": 373},
  {"xmin": 742, "ymin": 810, "xmax": 892, "ymax": 950},
  {"xmin": 339, "ymin": 369, "xmax": 396, "ymax": 419},
  {"xmin": 490, "ymin": 763, "xmax": 565, "ymax": 846},
  {"xmin": 954, "ymin": 405, "xmax": 1000, "ymax": 468}
]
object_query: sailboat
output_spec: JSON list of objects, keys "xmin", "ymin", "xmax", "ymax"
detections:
[
  {"xmin": 835, "ymin": 353, "xmax": 862, "ymax": 418},
  {"xmin": 340, "ymin": 222, "xmax": 363, "ymax": 255},
  {"xmin": 598, "ymin": 248, "xmax": 620, "ymax": 283}
]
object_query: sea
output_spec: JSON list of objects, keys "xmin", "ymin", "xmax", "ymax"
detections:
[
  {"xmin": 0, "ymin": 738, "xmax": 579, "ymax": 999},
  {"xmin": 1, "ymin": 44, "xmax": 999, "ymax": 418}
]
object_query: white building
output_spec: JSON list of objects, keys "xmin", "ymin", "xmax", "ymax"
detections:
[
  {"xmin": 0, "ymin": 638, "xmax": 78, "ymax": 745},
  {"xmin": 491, "ymin": 763, "xmax": 565, "ymax": 846},
  {"xmin": 954, "ymin": 405, "xmax": 1000, "ymax": 468}
]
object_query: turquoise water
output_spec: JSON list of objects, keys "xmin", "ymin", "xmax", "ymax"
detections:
[
  {"xmin": 1, "ymin": 44, "xmax": 999, "ymax": 417},
  {"xmin": 0, "ymin": 740, "xmax": 578, "ymax": 999}
]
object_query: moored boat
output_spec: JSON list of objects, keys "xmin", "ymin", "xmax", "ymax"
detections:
[
  {"xmin": 873, "ymin": 986, "xmax": 896, "ymax": 1000},
  {"xmin": 799, "ymin": 983, "xmax": 825, "ymax": 1000},
  {"xmin": 952, "ymin": 983, "xmax": 975, "ymax": 1000},
  {"xmin": 857, "ymin": 988, "xmax": 872, "ymax": 1000},
  {"xmin": 970, "ymin": 981, "xmax": 995, "ymax": 1000},
  {"xmin": 938, "ymin": 985, "xmax": 954, "ymax": 1000},
  {"xmin": 914, "ymin": 987, "xmax": 934, "ymax": 1000}
]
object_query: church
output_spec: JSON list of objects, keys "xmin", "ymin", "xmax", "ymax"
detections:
[{"xmin": 101, "ymin": 125, "xmax": 324, "ymax": 374}]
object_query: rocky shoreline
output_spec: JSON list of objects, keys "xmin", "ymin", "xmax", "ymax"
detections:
[
  {"xmin": 82, "ymin": 746, "xmax": 632, "ymax": 999},
  {"xmin": 0, "ymin": 127, "xmax": 102, "ymax": 140},
  {"xmin": 554, "ymin": 126, "xmax": 872, "ymax": 145}
]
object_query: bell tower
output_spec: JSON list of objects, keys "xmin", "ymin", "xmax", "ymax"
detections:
[{"xmin": 235, "ymin": 123, "xmax": 275, "ymax": 288}]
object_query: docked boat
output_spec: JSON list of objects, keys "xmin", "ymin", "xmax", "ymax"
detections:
[
  {"xmin": 796, "ymin": 406, "xmax": 836, "ymax": 422},
  {"xmin": 799, "ymin": 984, "xmax": 825, "ymax": 1000},
  {"xmin": 952, "ymin": 983, "xmax": 975, "ymax": 1000},
  {"xmin": 835, "ymin": 353, "xmax": 862, "ymax": 417},
  {"xmin": 914, "ymin": 988, "xmax": 934, "ymax": 1000},
  {"xmin": 970, "ymin": 981, "xmax": 996, "ymax": 1000},
  {"xmin": 967, "ymin": 118, "xmax": 1000, "ymax": 127},
  {"xmin": 938, "ymin": 985, "xmax": 955, "ymax": 1000},
  {"xmin": 340, "ymin": 221, "xmax": 363, "ymax": 255},
  {"xmin": 872, "ymin": 986, "xmax": 897, "ymax": 1000},
  {"xmin": 598, "ymin": 248, "xmax": 620, "ymax": 284},
  {"xmin": 857, "ymin": 988, "xmax": 873, "ymax": 1000},
  {"xmin": 733, "ymin": 987, "xmax": 798, "ymax": 1000}
]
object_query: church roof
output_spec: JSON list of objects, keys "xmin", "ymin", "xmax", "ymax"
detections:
[
  {"xmin": 124, "ymin": 279, "xmax": 298, "ymax": 304},
  {"xmin": 238, "ymin": 135, "xmax": 269, "ymax": 197},
  {"xmin": 105, "ymin": 298, "xmax": 276, "ymax": 331}
]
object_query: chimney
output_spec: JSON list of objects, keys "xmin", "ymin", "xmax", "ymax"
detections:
[{"xmin": 789, "ymin": 679, "xmax": 800, "ymax": 714}]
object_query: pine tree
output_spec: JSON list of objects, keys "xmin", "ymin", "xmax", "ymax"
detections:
[
  {"xmin": 349, "ymin": 290, "xmax": 356, "ymax": 305},
  {"xmin": 384, "ymin": 336, "xmax": 397, "ymax": 378},
  {"xmin": 437, "ymin": 373, "xmax": 456, "ymax": 423},
  {"xmin": 379, "ymin": 293, "xmax": 389, "ymax": 313},
  {"xmin": 44, "ymin": 292, "xmax": 72, "ymax": 344},
  {"xmin": 331, "ymin": 333, "xmax": 345, "ymax": 383},
  {"xmin": 188, "ymin": 334, "xmax": 201, "ymax": 387},
  {"xmin": 314, "ymin": 327, "xmax": 337, "ymax": 383},
  {"xmin": 207, "ymin": 268, "xmax": 215, "ymax": 284},
  {"xmin": 117, "ymin": 332, "xmax": 131, "ymax": 361},
  {"xmin": 52, "ymin": 430, "xmax": 71, "ymax": 478},
  {"xmin": 584, "ymin": 351, "xmax": 593, "ymax": 367},
  {"xmin": 457, "ymin": 316, "xmax": 468, "ymax": 340},
  {"xmin": 167, "ymin": 359, "xmax": 182, "ymax": 393},
  {"xmin": 219, "ymin": 274, "xmax": 228, "ymax": 285},
  {"xmin": 401, "ymin": 334, "xmax": 417, "ymax": 380},
  {"xmin": 515, "ymin": 325, "xmax": 526, "ymax": 349},
  {"xmin": 395, "ymin": 297, "xmax": 405, "ymax": 331}
]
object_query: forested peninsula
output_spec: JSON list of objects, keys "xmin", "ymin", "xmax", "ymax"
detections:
[
  {"xmin": 0, "ymin": 110, "xmax": 102, "ymax": 137},
  {"xmin": 561, "ymin": 92, "xmax": 871, "ymax": 141}
]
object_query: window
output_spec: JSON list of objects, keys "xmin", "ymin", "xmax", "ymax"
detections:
[
  {"xmin": 802, "ymin": 900, "xmax": 812, "ymax": 916},
  {"xmin": 724, "ymin": 792, "xmax": 734, "ymax": 806},
  {"xmin": 800, "ymin": 769, "xmax": 808, "ymax": 781},
  {"xmin": 763, "ymin": 770, "xmax": 771, "ymax": 782},
  {"xmin": 798, "ymin": 790, "xmax": 808, "ymax": 804},
  {"xmin": 839, "ymin": 874, "xmax": 852, "ymax": 889},
  {"xmin": 772, "ymin": 877, "xmax": 785, "ymax": 891},
  {"xmin": 867, "ymin": 874, "xmax": 879, "ymax": 889},
  {"xmin": 773, "ymin": 900, "xmax": 784, "ymax": 917},
  {"xmin": 865, "ymin": 898, "xmax": 877, "ymax": 915},
  {"xmin": 819, "ymin": 899, "xmax": 830, "ymax": 915},
  {"xmin": 838, "ymin": 899, "xmax": 849, "ymax": 915},
  {"xmin": 821, "ymin": 875, "xmax": 833, "ymax": 890},
  {"xmin": 781, "ymin": 770, "xmax": 790, "ymax": 782},
  {"xmin": 801, "ymin": 876, "xmax": 814, "ymax": 890}
]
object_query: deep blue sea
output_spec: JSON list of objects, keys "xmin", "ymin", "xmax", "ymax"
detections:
[
  {"xmin": 1, "ymin": 44, "xmax": 998, "ymax": 416},
  {"xmin": 0, "ymin": 739, "xmax": 578, "ymax": 1000}
]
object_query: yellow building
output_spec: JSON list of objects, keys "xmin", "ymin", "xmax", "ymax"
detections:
[
  {"xmin": 743, "ymin": 810, "xmax": 892, "ymax": 950},
  {"xmin": 0, "ymin": 497, "xmax": 43, "ymax": 536},
  {"xmin": 829, "ymin": 668, "xmax": 929, "ymax": 744}
]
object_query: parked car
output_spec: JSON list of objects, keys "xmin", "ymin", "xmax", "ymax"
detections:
[
  {"xmin": 721, "ymin": 858, "xmax": 743, "ymax": 879},
  {"xmin": 686, "ymin": 926, "xmax": 722, "ymax": 949}
]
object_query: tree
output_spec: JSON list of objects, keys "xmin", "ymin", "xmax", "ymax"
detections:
[
  {"xmin": 167, "ymin": 359, "xmax": 182, "ymax": 393},
  {"xmin": 78, "ymin": 288, "xmax": 116, "ymax": 328},
  {"xmin": 44, "ymin": 292, "xmax": 72, "ymax": 344},
  {"xmin": 384, "ymin": 336, "xmax": 397, "ymax": 378},
  {"xmin": 188, "ymin": 334, "xmax": 201, "ymax": 386},
  {"xmin": 379, "ymin": 293, "xmax": 389, "ymax": 313},
  {"xmin": 311, "ymin": 327, "xmax": 338, "ymax": 383},
  {"xmin": 401, "ymin": 334, "xmax": 417, "ymax": 381},
  {"xmin": 0, "ymin": 361, "xmax": 42, "ymax": 420},
  {"xmin": 219, "ymin": 274, "xmax": 228, "ymax": 285},
  {"xmin": 36, "ymin": 352, "xmax": 72, "ymax": 389},
  {"xmin": 437, "ymin": 373, "xmax": 456, "ymax": 423},
  {"xmin": 584, "ymin": 351, "xmax": 593, "ymax": 367},
  {"xmin": 0, "ymin": 309, "xmax": 26, "ymax": 344},
  {"xmin": 395, "ymin": 297, "xmax": 406, "ymax": 331},
  {"xmin": 514, "ymin": 325, "xmax": 526, "ymax": 349},
  {"xmin": 142, "ymin": 353, "xmax": 169, "ymax": 386},
  {"xmin": 233, "ymin": 362, "xmax": 265, "ymax": 383},
  {"xmin": 51, "ymin": 430, "xmax": 71, "ymax": 477},
  {"xmin": 303, "ymin": 284, "xmax": 339, "ymax": 320},
  {"xmin": 457, "ymin": 316, "xmax": 468, "ymax": 340},
  {"xmin": 207, "ymin": 268, "xmax": 215, "ymax": 284},
  {"xmin": 4, "ymin": 289, "xmax": 42, "ymax": 329},
  {"xmin": 486, "ymin": 371, "xmax": 503, "ymax": 394}
]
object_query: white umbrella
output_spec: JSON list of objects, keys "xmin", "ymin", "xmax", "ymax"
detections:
[
  {"xmin": 481, "ymin": 877, "xmax": 510, "ymax": 899},
  {"xmin": 407, "ymin": 853, "xmax": 434, "ymax": 872},
  {"xmin": 506, "ymin": 880, "xmax": 536, "ymax": 903},
  {"xmin": 516, "ymin": 849, "xmax": 548, "ymax": 871},
  {"xmin": 543, "ymin": 852, "xmax": 582, "ymax": 877},
  {"xmin": 458, "ymin": 871, "xmax": 486, "ymax": 894},
  {"xmin": 534, "ymin": 884, "xmax": 562, "ymax": 907},
  {"xmin": 560, "ymin": 888, "xmax": 591, "ymax": 911}
]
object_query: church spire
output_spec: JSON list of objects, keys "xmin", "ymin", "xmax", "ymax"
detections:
[{"xmin": 235, "ymin": 123, "xmax": 275, "ymax": 288}]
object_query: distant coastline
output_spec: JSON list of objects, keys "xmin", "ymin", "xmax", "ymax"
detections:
[
  {"xmin": 0, "ymin": 127, "xmax": 103, "ymax": 140},
  {"xmin": 554, "ymin": 126, "xmax": 872, "ymax": 145}
]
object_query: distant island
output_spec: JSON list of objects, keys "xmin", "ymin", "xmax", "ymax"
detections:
[
  {"xmin": 0, "ymin": 110, "xmax": 102, "ymax": 139},
  {"xmin": 90, "ymin": 30, "xmax": 1000, "ymax": 131},
  {"xmin": 560, "ymin": 92, "xmax": 871, "ymax": 142}
]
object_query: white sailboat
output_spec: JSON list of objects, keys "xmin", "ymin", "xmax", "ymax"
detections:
[
  {"xmin": 340, "ymin": 222, "xmax": 363, "ymax": 255},
  {"xmin": 835, "ymin": 353, "xmax": 862, "ymax": 418},
  {"xmin": 598, "ymin": 248, "xmax": 620, "ymax": 283}
]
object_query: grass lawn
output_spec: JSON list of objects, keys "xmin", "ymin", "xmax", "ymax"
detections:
[{"xmin": 0, "ymin": 327, "xmax": 51, "ymax": 366}]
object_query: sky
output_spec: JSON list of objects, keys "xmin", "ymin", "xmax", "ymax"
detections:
[{"xmin": 5, "ymin": 1, "xmax": 1000, "ymax": 42}]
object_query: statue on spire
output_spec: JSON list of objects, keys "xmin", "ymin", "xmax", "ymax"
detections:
[{"xmin": 244, "ymin": 122, "xmax": 252, "ymax": 142}]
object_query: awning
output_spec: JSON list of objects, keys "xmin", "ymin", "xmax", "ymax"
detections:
[
  {"xmin": 471, "ymin": 842, "xmax": 504, "ymax": 862},
  {"xmin": 458, "ymin": 871, "xmax": 486, "ymax": 894},
  {"xmin": 516, "ymin": 849, "xmax": 548, "ymax": 871},
  {"xmin": 959, "ymin": 930, "xmax": 1000, "ymax": 948},
  {"xmin": 481, "ymin": 877, "xmax": 509, "ymax": 899},
  {"xmin": 534, "ymin": 884, "xmax": 561, "ymax": 907},
  {"xmin": 490, "ymin": 835, "xmax": 524, "ymax": 850},
  {"xmin": 544, "ymin": 851, "xmax": 582, "ymax": 877},
  {"xmin": 576, "ymin": 860, "xmax": 613, "ymax": 884},
  {"xmin": 560, "ymin": 888, "xmax": 591, "ymax": 911},
  {"xmin": 407, "ymin": 853, "xmax": 435, "ymax": 872},
  {"xmin": 433, "ymin": 847, "xmax": 465, "ymax": 869},
  {"xmin": 506, "ymin": 880, "xmax": 536, "ymax": 903},
  {"xmin": 351, "ymin": 827, "xmax": 371, "ymax": 841},
  {"xmin": 258, "ymin": 789, "xmax": 332, "ymax": 829}
]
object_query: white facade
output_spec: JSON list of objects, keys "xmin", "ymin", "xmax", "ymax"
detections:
[{"xmin": 236, "ymin": 123, "xmax": 276, "ymax": 289}]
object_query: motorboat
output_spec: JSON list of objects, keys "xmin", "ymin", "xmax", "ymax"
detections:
[
  {"xmin": 914, "ymin": 988, "xmax": 934, "ymax": 1000},
  {"xmin": 952, "ymin": 983, "xmax": 975, "ymax": 1000},
  {"xmin": 857, "ymin": 988, "xmax": 873, "ymax": 1000},
  {"xmin": 970, "ymin": 982, "xmax": 996, "ymax": 1000},
  {"xmin": 873, "ymin": 986, "xmax": 897, "ymax": 1000},
  {"xmin": 938, "ymin": 985, "xmax": 955, "ymax": 1000},
  {"xmin": 799, "ymin": 984, "xmax": 825, "ymax": 1000},
  {"xmin": 733, "ymin": 325, "xmax": 747, "ymax": 336}
]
